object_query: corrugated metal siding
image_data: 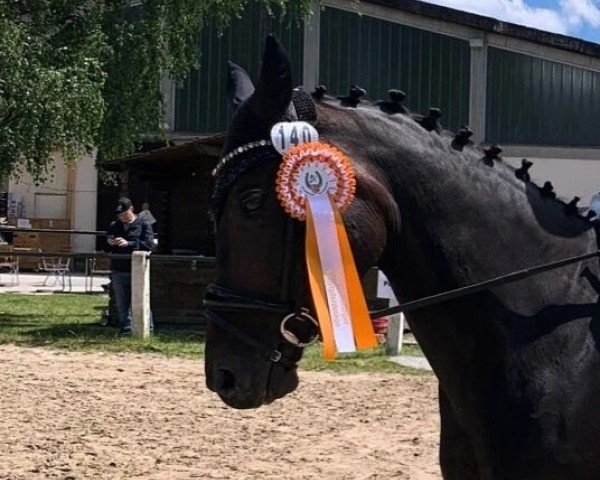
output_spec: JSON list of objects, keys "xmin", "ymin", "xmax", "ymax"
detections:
[
  {"xmin": 486, "ymin": 47, "xmax": 600, "ymax": 146},
  {"xmin": 174, "ymin": 5, "xmax": 304, "ymax": 133},
  {"xmin": 319, "ymin": 6, "xmax": 471, "ymax": 131}
]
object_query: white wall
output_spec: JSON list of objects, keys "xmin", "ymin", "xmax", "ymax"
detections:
[
  {"xmin": 72, "ymin": 152, "xmax": 98, "ymax": 253},
  {"xmin": 504, "ymin": 156, "xmax": 600, "ymax": 207},
  {"xmin": 8, "ymin": 152, "xmax": 98, "ymax": 253},
  {"xmin": 9, "ymin": 154, "xmax": 69, "ymax": 220}
]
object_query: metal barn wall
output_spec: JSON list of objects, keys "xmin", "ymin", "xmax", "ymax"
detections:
[
  {"xmin": 174, "ymin": 4, "xmax": 304, "ymax": 133},
  {"xmin": 319, "ymin": 6, "xmax": 471, "ymax": 131},
  {"xmin": 486, "ymin": 47, "xmax": 600, "ymax": 147}
]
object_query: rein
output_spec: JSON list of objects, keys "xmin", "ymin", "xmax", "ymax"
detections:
[
  {"xmin": 204, "ymin": 248, "xmax": 600, "ymax": 363},
  {"xmin": 370, "ymin": 248, "xmax": 600, "ymax": 318}
]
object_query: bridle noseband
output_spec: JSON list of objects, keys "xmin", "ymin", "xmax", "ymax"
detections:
[
  {"xmin": 203, "ymin": 285, "xmax": 288, "ymax": 364},
  {"xmin": 203, "ymin": 282, "xmax": 320, "ymax": 366}
]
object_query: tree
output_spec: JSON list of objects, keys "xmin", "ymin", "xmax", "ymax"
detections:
[{"xmin": 0, "ymin": 0, "xmax": 315, "ymax": 180}]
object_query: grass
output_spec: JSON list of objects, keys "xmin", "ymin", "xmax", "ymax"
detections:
[
  {"xmin": 0, "ymin": 293, "xmax": 428, "ymax": 374},
  {"xmin": 301, "ymin": 343, "xmax": 425, "ymax": 373},
  {"xmin": 0, "ymin": 294, "xmax": 204, "ymax": 356}
]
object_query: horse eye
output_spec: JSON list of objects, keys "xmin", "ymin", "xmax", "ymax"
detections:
[{"xmin": 240, "ymin": 189, "xmax": 265, "ymax": 213}]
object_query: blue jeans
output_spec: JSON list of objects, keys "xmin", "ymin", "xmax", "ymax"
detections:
[{"xmin": 111, "ymin": 271, "xmax": 153, "ymax": 332}]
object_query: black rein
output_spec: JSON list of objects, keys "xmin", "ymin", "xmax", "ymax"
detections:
[
  {"xmin": 204, "ymin": 249, "xmax": 599, "ymax": 364},
  {"xmin": 370, "ymin": 249, "xmax": 600, "ymax": 318}
]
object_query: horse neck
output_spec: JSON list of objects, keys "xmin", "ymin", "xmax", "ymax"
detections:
[
  {"xmin": 386, "ymin": 147, "xmax": 596, "ymax": 309},
  {"xmin": 317, "ymin": 102, "xmax": 600, "ymax": 426},
  {"xmin": 379, "ymin": 147, "xmax": 599, "ymax": 411},
  {"xmin": 317, "ymin": 100, "xmax": 597, "ymax": 314}
]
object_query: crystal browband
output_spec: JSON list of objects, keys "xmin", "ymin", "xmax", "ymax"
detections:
[{"xmin": 212, "ymin": 140, "xmax": 273, "ymax": 178}]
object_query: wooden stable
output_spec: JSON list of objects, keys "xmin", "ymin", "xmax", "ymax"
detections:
[{"xmin": 104, "ymin": 135, "xmax": 224, "ymax": 325}]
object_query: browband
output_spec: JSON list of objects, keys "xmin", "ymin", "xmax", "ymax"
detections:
[{"xmin": 211, "ymin": 88, "xmax": 318, "ymax": 218}]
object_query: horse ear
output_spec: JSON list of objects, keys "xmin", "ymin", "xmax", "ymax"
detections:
[
  {"xmin": 227, "ymin": 61, "xmax": 255, "ymax": 113},
  {"xmin": 248, "ymin": 34, "xmax": 293, "ymax": 119}
]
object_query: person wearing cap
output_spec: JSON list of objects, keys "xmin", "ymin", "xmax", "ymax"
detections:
[{"xmin": 107, "ymin": 197, "xmax": 155, "ymax": 334}]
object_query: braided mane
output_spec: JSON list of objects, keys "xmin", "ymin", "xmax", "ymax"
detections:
[{"xmin": 312, "ymin": 90, "xmax": 591, "ymax": 227}]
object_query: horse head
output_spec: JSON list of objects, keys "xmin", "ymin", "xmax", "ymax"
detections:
[{"xmin": 204, "ymin": 35, "xmax": 399, "ymax": 409}]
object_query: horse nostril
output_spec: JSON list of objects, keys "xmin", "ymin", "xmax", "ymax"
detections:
[{"xmin": 218, "ymin": 369, "xmax": 236, "ymax": 392}]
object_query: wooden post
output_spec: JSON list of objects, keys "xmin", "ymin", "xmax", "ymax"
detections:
[
  {"xmin": 66, "ymin": 165, "xmax": 76, "ymax": 244},
  {"xmin": 131, "ymin": 251, "xmax": 151, "ymax": 339},
  {"xmin": 386, "ymin": 313, "xmax": 405, "ymax": 356}
]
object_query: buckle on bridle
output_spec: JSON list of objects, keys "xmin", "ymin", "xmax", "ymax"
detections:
[
  {"xmin": 270, "ymin": 350, "xmax": 283, "ymax": 363},
  {"xmin": 280, "ymin": 308, "xmax": 320, "ymax": 348}
]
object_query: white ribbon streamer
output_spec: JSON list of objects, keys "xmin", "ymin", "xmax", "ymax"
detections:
[{"xmin": 306, "ymin": 194, "xmax": 356, "ymax": 353}]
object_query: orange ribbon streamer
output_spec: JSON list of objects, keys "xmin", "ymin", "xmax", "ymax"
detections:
[
  {"xmin": 305, "ymin": 198, "xmax": 377, "ymax": 360},
  {"xmin": 305, "ymin": 203, "xmax": 336, "ymax": 360},
  {"xmin": 275, "ymin": 141, "xmax": 377, "ymax": 359},
  {"xmin": 333, "ymin": 204, "xmax": 378, "ymax": 350}
]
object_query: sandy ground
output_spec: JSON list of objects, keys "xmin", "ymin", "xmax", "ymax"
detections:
[{"xmin": 0, "ymin": 346, "xmax": 441, "ymax": 480}]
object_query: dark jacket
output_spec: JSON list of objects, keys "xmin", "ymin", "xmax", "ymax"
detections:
[{"xmin": 107, "ymin": 217, "xmax": 155, "ymax": 272}]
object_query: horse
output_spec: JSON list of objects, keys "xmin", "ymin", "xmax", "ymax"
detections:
[{"xmin": 204, "ymin": 34, "xmax": 600, "ymax": 479}]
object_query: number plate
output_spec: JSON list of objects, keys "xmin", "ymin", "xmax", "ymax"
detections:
[{"xmin": 270, "ymin": 121, "xmax": 319, "ymax": 154}]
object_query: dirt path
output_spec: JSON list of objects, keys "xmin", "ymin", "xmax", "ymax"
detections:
[{"xmin": 0, "ymin": 346, "xmax": 441, "ymax": 479}]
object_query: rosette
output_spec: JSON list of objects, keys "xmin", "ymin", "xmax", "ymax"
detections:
[
  {"xmin": 274, "ymin": 141, "xmax": 376, "ymax": 360},
  {"xmin": 275, "ymin": 142, "xmax": 356, "ymax": 221}
]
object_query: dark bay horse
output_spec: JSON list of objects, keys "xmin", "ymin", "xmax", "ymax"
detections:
[{"xmin": 204, "ymin": 35, "xmax": 600, "ymax": 479}]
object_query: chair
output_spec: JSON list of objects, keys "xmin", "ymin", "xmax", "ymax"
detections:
[
  {"xmin": 0, "ymin": 245, "xmax": 19, "ymax": 286},
  {"xmin": 38, "ymin": 249, "xmax": 72, "ymax": 291},
  {"xmin": 85, "ymin": 256, "xmax": 111, "ymax": 293}
]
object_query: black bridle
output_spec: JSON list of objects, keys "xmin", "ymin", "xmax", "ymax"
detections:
[
  {"xmin": 204, "ymin": 238, "xmax": 600, "ymax": 365},
  {"xmin": 203, "ymin": 288, "xmax": 290, "ymax": 363},
  {"xmin": 204, "ymin": 89, "xmax": 323, "ymax": 366},
  {"xmin": 203, "ymin": 217, "xmax": 319, "ymax": 366}
]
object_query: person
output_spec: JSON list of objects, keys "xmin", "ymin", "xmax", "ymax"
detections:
[
  {"xmin": 138, "ymin": 202, "xmax": 157, "ymax": 227},
  {"xmin": 107, "ymin": 197, "xmax": 155, "ymax": 334},
  {"xmin": 138, "ymin": 201, "xmax": 159, "ymax": 248}
]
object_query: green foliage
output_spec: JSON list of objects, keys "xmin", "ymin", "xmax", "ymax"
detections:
[
  {"xmin": 0, "ymin": 0, "xmax": 317, "ymax": 179},
  {"xmin": 0, "ymin": 1, "xmax": 106, "ymax": 179}
]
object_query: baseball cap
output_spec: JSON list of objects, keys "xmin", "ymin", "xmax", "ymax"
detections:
[{"xmin": 115, "ymin": 197, "xmax": 132, "ymax": 215}]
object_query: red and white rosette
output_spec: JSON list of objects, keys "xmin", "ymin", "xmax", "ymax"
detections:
[
  {"xmin": 276, "ymin": 142, "xmax": 356, "ymax": 221},
  {"xmin": 275, "ymin": 141, "xmax": 377, "ymax": 360}
]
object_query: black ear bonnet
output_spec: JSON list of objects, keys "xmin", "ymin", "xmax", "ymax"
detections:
[{"xmin": 211, "ymin": 88, "xmax": 317, "ymax": 219}]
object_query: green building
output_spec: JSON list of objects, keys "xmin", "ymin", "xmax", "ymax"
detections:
[{"xmin": 164, "ymin": 0, "xmax": 600, "ymax": 204}]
